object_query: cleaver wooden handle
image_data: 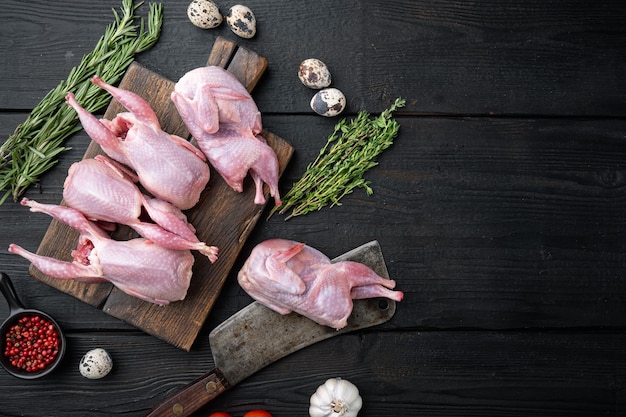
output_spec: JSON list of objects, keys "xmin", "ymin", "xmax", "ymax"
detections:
[{"xmin": 143, "ymin": 368, "xmax": 230, "ymax": 417}]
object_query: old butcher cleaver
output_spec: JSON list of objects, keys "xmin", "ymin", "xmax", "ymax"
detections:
[{"xmin": 143, "ymin": 240, "xmax": 397, "ymax": 417}]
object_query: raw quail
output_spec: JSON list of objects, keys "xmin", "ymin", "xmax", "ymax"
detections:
[
  {"xmin": 238, "ymin": 239, "xmax": 403, "ymax": 329},
  {"xmin": 171, "ymin": 66, "xmax": 281, "ymax": 206},
  {"xmin": 66, "ymin": 76, "xmax": 210, "ymax": 210},
  {"xmin": 9, "ymin": 198, "xmax": 194, "ymax": 306},
  {"xmin": 63, "ymin": 155, "xmax": 217, "ymax": 262}
]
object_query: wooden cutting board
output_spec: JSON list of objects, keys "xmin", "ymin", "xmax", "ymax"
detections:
[{"xmin": 28, "ymin": 37, "xmax": 294, "ymax": 351}]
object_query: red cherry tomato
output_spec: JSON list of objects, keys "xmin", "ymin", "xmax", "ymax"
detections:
[
  {"xmin": 243, "ymin": 411, "xmax": 273, "ymax": 417},
  {"xmin": 208, "ymin": 413, "xmax": 232, "ymax": 417}
]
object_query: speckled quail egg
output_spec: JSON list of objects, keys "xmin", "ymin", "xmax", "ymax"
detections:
[
  {"xmin": 187, "ymin": 0, "xmax": 222, "ymax": 29},
  {"xmin": 310, "ymin": 88, "xmax": 346, "ymax": 117},
  {"xmin": 226, "ymin": 5, "xmax": 256, "ymax": 39},
  {"xmin": 79, "ymin": 348, "xmax": 113, "ymax": 379},
  {"xmin": 298, "ymin": 58, "xmax": 332, "ymax": 89}
]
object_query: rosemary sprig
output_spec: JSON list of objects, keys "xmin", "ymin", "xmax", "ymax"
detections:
[
  {"xmin": 0, "ymin": 0, "xmax": 163, "ymax": 205},
  {"xmin": 270, "ymin": 97, "xmax": 406, "ymax": 220}
]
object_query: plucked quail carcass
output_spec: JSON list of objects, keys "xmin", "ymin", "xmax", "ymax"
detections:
[
  {"xmin": 237, "ymin": 239, "xmax": 404, "ymax": 329},
  {"xmin": 66, "ymin": 76, "xmax": 210, "ymax": 210},
  {"xmin": 8, "ymin": 198, "xmax": 195, "ymax": 306},
  {"xmin": 171, "ymin": 66, "xmax": 281, "ymax": 206},
  {"xmin": 63, "ymin": 155, "xmax": 218, "ymax": 262}
]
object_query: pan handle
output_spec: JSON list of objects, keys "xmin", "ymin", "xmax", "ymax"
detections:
[{"xmin": 0, "ymin": 273, "xmax": 26, "ymax": 315}]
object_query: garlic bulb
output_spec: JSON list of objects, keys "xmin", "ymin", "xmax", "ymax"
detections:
[{"xmin": 309, "ymin": 377, "xmax": 362, "ymax": 417}]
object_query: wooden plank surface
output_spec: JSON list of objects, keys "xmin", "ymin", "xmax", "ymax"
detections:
[
  {"xmin": 3, "ymin": 113, "xmax": 625, "ymax": 332},
  {"xmin": 28, "ymin": 37, "xmax": 293, "ymax": 351},
  {"xmin": 1, "ymin": 1, "xmax": 626, "ymax": 416},
  {"xmin": 3, "ymin": 114, "xmax": 625, "ymax": 332},
  {"xmin": 0, "ymin": 331, "xmax": 624, "ymax": 417},
  {"xmin": 2, "ymin": 1, "xmax": 626, "ymax": 116}
]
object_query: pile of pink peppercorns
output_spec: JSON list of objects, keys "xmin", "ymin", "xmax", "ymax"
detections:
[{"xmin": 3, "ymin": 315, "xmax": 60, "ymax": 372}]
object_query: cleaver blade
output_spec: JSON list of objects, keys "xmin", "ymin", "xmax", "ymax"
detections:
[{"xmin": 143, "ymin": 240, "xmax": 396, "ymax": 417}]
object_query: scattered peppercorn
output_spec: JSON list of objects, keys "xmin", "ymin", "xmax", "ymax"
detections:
[{"xmin": 3, "ymin": 315, "xmax": 60, "ymax": 372}]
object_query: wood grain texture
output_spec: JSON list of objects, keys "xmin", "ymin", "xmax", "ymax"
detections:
[
  {"xmin": 2, "ymin": 1, "xmax": 626, "ymax": 115},
  {"xmin": 264, "ymin": 116, "xmax": 626, "ymax": 330},
  {"xmin": 2, "ymin": 1, "xmax": 626, "ymax": 416},
  {"xmin": 27, "ymin": 38, "xmax": 293, "ymax": 351},
  {"xmin": 0, "ymin": 331, "xmax": 623, "ymax": 416},
  {"xmin": 3, "ymin": 116, "xmax": 624, "ymax": 334}
]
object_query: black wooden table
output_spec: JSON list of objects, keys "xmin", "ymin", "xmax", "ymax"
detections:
[{"xmin": 1, "ymin": 1, "xmax": 625, "ymax": 416}]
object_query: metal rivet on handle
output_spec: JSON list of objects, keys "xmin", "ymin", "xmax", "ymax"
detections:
[
  {"xmin": 206, "ymin": 381, "xmax": 217, "ymax": 393},
  {"xmin": 172, "ymin": 403, "xmax": 184, "ymax": 415}
]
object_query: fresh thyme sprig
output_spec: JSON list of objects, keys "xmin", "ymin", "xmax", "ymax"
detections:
[
  {"xmin": 0, "ymin": 0, "xmax": 163, "ymax": 205},
  {"xmin": 270, "ymin": 97, "xmax": 406, "ymax": 220}
]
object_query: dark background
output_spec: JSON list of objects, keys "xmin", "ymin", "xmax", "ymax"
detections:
[{"xmin": 1, "ymin": 1, "xmax": 625, "ymax": 416}]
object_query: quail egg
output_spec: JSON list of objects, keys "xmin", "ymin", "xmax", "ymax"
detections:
[
  {"xmin": 310, "ymin": 88, "xmax": 346, "ymax": 117},
  {"xmin": 79, "ymin": 348, "xmax": 113, "ymax": 379},
  {"xmin": 187, "ymin": 0, "xmax": 222, "ymax": 29},
  {"xmin": 226, "ymin": 5, "xmax": 257, "ymax": 39},
  {"xmin": 298, "ymin": 58, "xmax": 332, "ymax": 89}
]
